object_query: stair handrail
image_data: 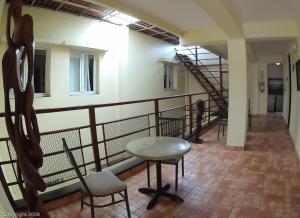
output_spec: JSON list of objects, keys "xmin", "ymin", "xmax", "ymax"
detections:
[
  {"xmin": 187, "ymin": 46, "xmax": 222, "ymax": 92},
  {"xmin": 176, "ymin": 46, "xmax": 226, "ymax": 96}
]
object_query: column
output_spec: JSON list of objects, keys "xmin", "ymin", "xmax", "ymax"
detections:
[{"xmin": 226, "ymin": 39, "xmax": 248, "ymax": 148}]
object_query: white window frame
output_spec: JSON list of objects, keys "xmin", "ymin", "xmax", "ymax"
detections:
[
  {"xmin": 164, "ymin": 63, "xmax": 176, "ymax": 90},
  {"xmin": 69, "ymin": 52, "xmax": 96, "ymax": 96}
]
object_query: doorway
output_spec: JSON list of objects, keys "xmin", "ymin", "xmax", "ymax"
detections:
[{"xmin": 267, "ymin": 64, "xmax": 283, "ymax": 113}]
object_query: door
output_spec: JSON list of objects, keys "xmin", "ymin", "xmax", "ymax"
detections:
[{"xmin": 267, "ymin": 78, "xmax": 283, "ymax": 113}]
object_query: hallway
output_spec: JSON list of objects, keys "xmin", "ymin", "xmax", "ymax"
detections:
[{"xmin": 49, "ymin": 115, "xmax": 300, "ymax": 218}]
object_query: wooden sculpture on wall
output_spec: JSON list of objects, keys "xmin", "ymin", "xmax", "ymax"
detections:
[{"xmin": 2, "ymin": 0, "xmax": 49, "ymax": 216}]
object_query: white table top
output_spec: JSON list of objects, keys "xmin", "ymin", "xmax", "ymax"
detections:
[{"xmin": 126, "ymin": 137, "xmax": 191, "ymax": 161}]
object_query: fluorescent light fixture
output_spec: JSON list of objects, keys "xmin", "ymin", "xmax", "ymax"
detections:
[
  {"xmin": 103, "ymin": 11, "xmax": 139, "ymax": 25},
  {"xmin": 276, "ymin": 62, "xmax": 281, "ymax": 66}
]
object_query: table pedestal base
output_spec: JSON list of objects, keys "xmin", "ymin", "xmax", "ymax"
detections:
[
  {"xmin": 139, "ymin": 184, "xmax": 183, "ymax": 210},
  {"xmin": 139, "ymin": 161, "xmax": 184, "ymax": 210}
]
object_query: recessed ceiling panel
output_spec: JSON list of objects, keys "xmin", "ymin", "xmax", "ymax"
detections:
[
  {"xmin": 231, "ymin": 0, "xmax": 300, "ymax": 22},
  {"xmin": 249, "ymin": 40, "xmax": 291, "ymax": 57}
]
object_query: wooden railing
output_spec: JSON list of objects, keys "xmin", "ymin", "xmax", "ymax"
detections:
[{"xmin": 0, "ymin": 91, "xmax": 220, "ymax": 210}]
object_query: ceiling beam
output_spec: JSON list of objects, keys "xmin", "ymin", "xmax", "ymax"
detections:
[
  {"xmin": 94, "ymin": 0, "xmax": 183, "ymax": 36},
  {"xmin": 244, "ymin": 20, "xmax": 298, "ymax": 39},
  {"xmin": 203, "ymin": 45, "xmax": 228, "ymax": 59},
  {"xmin": 194, "ymin": 0, "xmax": 243, "ymax": 38},
  {"xmin": 181, "ymin": 27, "xmax": 228, "ymax": 46}
]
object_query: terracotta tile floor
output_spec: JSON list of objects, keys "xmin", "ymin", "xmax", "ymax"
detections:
[{"xmin": 49, "ymin": 115, "xmax": 300, "ymax": 218}]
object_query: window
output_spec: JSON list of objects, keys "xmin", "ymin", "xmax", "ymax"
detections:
[
  {"xmin": 9, "ymin": 48, "xmax": 48, "ymax": 98},
  {"xmin": 34, "ymin": 49, "xmax": 47, "ymax": 94},
  {"xmin": 69, "ymin": 52, "xmax": 96, "ymax": 95},
  {"xmin": 164, "ymin": 63, "xmax": 175, "ymax": 90}
]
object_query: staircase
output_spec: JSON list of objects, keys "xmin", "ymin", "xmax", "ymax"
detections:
[{"xmin": 175, "ymin": 46, "xmax": 228, "ymax": 108}]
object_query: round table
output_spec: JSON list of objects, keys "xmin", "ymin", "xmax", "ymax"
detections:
[{"xmin": 127, "ymin": 137, "xmax": 191, "ymax": 210}]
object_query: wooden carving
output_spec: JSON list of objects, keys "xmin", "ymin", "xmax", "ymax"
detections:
[{"xmin": 2, "ymin": 0, "xmax": 49, "ymax": 216}]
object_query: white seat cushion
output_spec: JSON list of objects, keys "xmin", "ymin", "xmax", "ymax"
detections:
[{"xmin": 82, "ymin": 170, "xmax": 127, "ymax": 197}]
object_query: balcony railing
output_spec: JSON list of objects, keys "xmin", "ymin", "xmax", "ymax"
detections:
[{"xmin": 0, "ymin": 91, "xmax": 220, "ymax": 210}]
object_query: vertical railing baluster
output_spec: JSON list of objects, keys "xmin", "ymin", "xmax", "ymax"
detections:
[
  {"xmin": 147, "ymin": 114, "xmax": 151, "ymax": 136},
  {"xmin": 188, "ymin": 95, "xmax": 193, "ymax": 136},
  {"xmin": 195, "ymin": 46, "xmax": 198, "ymax": 67},
  {"xmin": 102, "ymin": 124, "xmax": 109, "ymax": 167},
  {"xmin": 219, "ymin": 56, "xmax": 223, "ymax": 103},
  {"xmin": 154, "ymin": 100, "xmax": 160, "ymax": 136},
  {"xmin": 208, "ymin": 94, "xmax": 211, "ymax": 125},
  {"xmin": 89, "ymin": 107, "xmax": 101, "ymax": 172}
]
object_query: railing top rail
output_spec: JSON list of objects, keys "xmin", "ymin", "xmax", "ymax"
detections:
[{"xmin": 0, "ymin": 91, "xmax": 212, "ymax": 117}]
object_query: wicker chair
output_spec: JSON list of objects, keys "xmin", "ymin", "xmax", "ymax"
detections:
[
  {"xmin": 62, "ymin": 138, "xmax": 131, "ymax": 218},
  {"xmin": 147, "ymin": 117, "xmax": 186, "ymax": 191}
]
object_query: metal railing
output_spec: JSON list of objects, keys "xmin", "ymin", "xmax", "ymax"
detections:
[{"xmin": 0, "ymin": 91, "xmax": 220, "ymax": 210}]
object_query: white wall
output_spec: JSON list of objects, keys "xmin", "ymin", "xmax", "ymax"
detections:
[
  {"xmin": 257, "ymin": 63, "xmax": 269, "ymax": 114},
  {"xmin": 0, "ymin": 5, "xmax": 190, "ymax": 133},
  {"xmin": 286, "ymin": 40, "xmax": 300, "ymax": 156},
  {"xmin": 279, "ymin": 17, "xmax": 300, "ymax": 158},
  {"xmin": 119, "ymin": 30, "xmax": 186, "ymax": 118}
]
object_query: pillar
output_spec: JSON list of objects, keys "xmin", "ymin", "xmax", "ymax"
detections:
[{"xmin": 226, "ymin": 39, "xmax": 248, "ymax": 147}]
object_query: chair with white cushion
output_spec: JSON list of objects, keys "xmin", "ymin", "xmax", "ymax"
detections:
[{"xmin": 62, "ymin": 138, "xmax": 131, "ymax": 218}]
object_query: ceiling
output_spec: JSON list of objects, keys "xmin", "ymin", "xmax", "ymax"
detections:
[
  {"xmin": 114, "ymin": 0, "xmax": 300, "ymax": 60},
  {"xmin": 118, "ymin": 0, "xmax": 216, "ymax": 31},
  {"xmin": 200, "ymin": 39, "xmax": 293, "ymax": 61},
  {"xmin": 231, "ymin": 0, "xmax": 300, "ymax": 22},
  {"xmin": 18, "ymin": 0, "xmax": 300, "ymax": 59},
  {"xmin": 249, "ymin": 40, "xmax": 292, "ymax": 58},
  {"xmin": 117, "ymin": 0, "xmax": 300, "ymax": 31}
]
